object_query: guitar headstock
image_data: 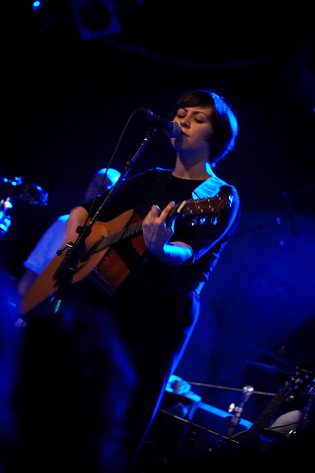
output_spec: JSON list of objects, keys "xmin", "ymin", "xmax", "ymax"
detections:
[
  {"xmin": 169, "ymin": 185, "xmax": 234, "ymax": 226},
  {"xmin": 282, "ymin": 366, "xmax": 315, "ymax": 399}
]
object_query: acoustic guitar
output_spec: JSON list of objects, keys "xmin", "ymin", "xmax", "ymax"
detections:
[{"xmin": 19, "ymin": 186, "xmax": 233, "ymax": 315}]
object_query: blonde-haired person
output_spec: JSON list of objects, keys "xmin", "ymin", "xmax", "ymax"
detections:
[{"xmin": 17, "ymin": 167, "xmax": 120, "ymax": 297}]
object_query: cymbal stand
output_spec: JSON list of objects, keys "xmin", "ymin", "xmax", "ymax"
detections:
[{"xmin": 226, "ymin": 385, "xmax": 254, "ymax": 437}]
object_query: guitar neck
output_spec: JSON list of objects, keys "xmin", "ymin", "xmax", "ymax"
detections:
[
  {"xmin": 85, "ymin": 219, "xmax": 143, "ymax": 258},
  {"xmin": 248, "ymin": 393, "xmax": 285, "ymax": 437},
  {"xmin": 108, "ymin": 220, "xmax": 143, "ymax": 245},
  {"xmin": 113, "ymin": 200, "xmax": 192, "ymax": 242},
  {"xmin": 91, "ymin": 201, "xmax": 189, "ymax": 253},
  {"xmin": 87, "ymin": 191, "xmax": 232, "ymax": 257}
]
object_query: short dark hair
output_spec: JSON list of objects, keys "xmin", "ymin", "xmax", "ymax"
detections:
[{"xmin": 173, "ymin": 89, "xmax": 238, "ymax": 165}]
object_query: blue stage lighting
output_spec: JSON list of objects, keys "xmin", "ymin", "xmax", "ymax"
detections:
[{"xmin": 32, "ymin": 1, "xmax": 41, "ymax": 10}]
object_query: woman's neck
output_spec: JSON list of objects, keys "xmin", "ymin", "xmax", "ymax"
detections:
[{"xmin": 172, "ymin": 156, "xmax": 213, "ymax": 180}]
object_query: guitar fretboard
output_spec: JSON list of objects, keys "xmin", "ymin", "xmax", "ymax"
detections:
[
  {"xmin": 249, "ymin": 394, "xmax": 284, "ymax": 437},
  {"xmin": 83, "ymin": 191, "xmax": 231, "ymax": 260},
  {"xmin": 85, "ymin": 220, "xmax": 143, "ymax": 258}
]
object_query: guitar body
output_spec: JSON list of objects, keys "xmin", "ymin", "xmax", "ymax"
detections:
[
  {"xmin": 73, "ymin": 211, "xmax": 146, "ymax": 294},
  {"xmin": 19, "ymin": 209, "xmax": 145, "ymax": 315},
  {"xmin": 19, "ymin": 189, "xmax": 233, "ymax": 315}
]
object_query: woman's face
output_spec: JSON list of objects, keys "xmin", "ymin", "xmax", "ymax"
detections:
[{"xmin": 171, "ymin": 105, "xmax": 213, "ymax": 158}]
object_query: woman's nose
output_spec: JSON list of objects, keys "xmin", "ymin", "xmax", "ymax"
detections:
[{"xmin": 179, "ymin": 117, "xmax": 190, "ymax": 128}]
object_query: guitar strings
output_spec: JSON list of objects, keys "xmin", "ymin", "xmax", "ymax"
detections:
[{"xmin": 87, "ymin": 221, "xmax": 143, "ymax": 255}]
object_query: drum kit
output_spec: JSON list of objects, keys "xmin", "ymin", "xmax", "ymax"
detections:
[
  {"xmin": 0, "ymin": 175, "xmax": 49, "ymax": 238},
  {"xmin": 139, "ymin": 366, "xmax": 315, "ymax": 469}
]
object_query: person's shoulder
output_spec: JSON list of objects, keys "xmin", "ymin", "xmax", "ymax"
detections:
[
  {"xmin": 144, "ymin": 167, "xmax": 175, "ymax": 181},
  {"xmin": 192, "ymin": 174, "xmax": 236, "ymax": 197},
  {"xmin": 136, "ymin": 167, "xmax": 173, "ymax": 177},
  {"xmin": 192, "ymin": 174, "xmax": 240, "ymax": 213},
  {"xmin": 125, "ymin": 167, "xmax": 173, "ymax": 185},
  {"xmin": 56, "ymin": 214, "xmax": 70, "ymax": 223},
  {"xmin": 49, "ymin": 214, "xmax": 70, "ymax": 230},
  {"xmin": 41, "ymin": 214, "xmax": 69, "ymax": 236}
]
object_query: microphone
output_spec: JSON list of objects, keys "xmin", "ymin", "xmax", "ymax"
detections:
[{"xmin": 140, "ymin": 108, "xmax": 182, "ymax": 138}]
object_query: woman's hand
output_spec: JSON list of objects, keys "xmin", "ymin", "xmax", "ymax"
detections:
[
  {"xmin": 142, "ymin": 201, "xmax": 193, "ymax": 265},
  {"xmin": 142, "ymin": 201, "xmax": 175, "ymax": 254}
]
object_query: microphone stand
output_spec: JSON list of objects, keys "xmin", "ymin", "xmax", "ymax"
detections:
[
  {"xmin": 51, "ymin": 125, "xmax": 157, "ymax": 314},
  {"xmin": 226, "ymin": 385, "xmax": 254, "ymax": 437}
]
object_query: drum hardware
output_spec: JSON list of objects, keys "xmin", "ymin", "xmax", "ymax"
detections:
[
  {"xmin": 0, "ymin": 175, "xmax": 49, "ymax": 206},
  {"xmin": 0, "ymin": 175, "xmax": 49, "ymax": 237},
  {"xmin": 186, "ymin": 379, "xmax": 276, "ymax": 397},
  {"xmin": 246, "ymin": 359, "xmax": 291, "ymax": 377},
  {"xmin": 166, "ymin": 375, "xmax": 257, "ymax": 429},
  {"xmin": 0, "ymin": 197, "xmax": 13, "ymax": 237},
  {"xmin": 139, "ymin": 371, "xmax": 315, "ymax": 470},
  {"xmin": 226, "ymin": 385, "xmax": 254, "ymax": 437},
  {"xmin": 164, "ymin": 375, "xmax": 257, "ymax": 447},
  {"xmin": 159, "ymin": 408, "xmax": 240, "ymax": 445},
  {"xmin": 165, "ymin": 371, "xmax": 315, "ymax": 454},
  {"xmin": 17, "ymin": 181, "xmax": 49, "ymax": 207}
]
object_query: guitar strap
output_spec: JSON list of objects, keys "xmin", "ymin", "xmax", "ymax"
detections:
[
  {"xmin": 192, "ymin": 175, "xmax": 241, "ymax": 248},
  {"xmin": 192, "ymin": 173, "xmax": 229, "ymax": 200}
]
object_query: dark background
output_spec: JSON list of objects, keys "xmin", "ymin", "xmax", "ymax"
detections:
[{"xmin": 1, "ymin": 0, "xmax": 315, "ymax": 436}]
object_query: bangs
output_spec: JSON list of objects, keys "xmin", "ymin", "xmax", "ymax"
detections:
[{"xmin": 175, "ymin": 90, "xmax": 215, "ymax": 111}]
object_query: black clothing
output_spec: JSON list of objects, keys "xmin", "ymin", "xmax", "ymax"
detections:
[
  {"xmin": 16, "ymin": 168, "xmax": 240, "ymax": 473},
  {"xmin": 82, "ymin": 168, "xmax": 239, "ymax": 292},
  {"xmin": 80, "ymin": 167, "xmax": 240, "ymax": 470}
]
